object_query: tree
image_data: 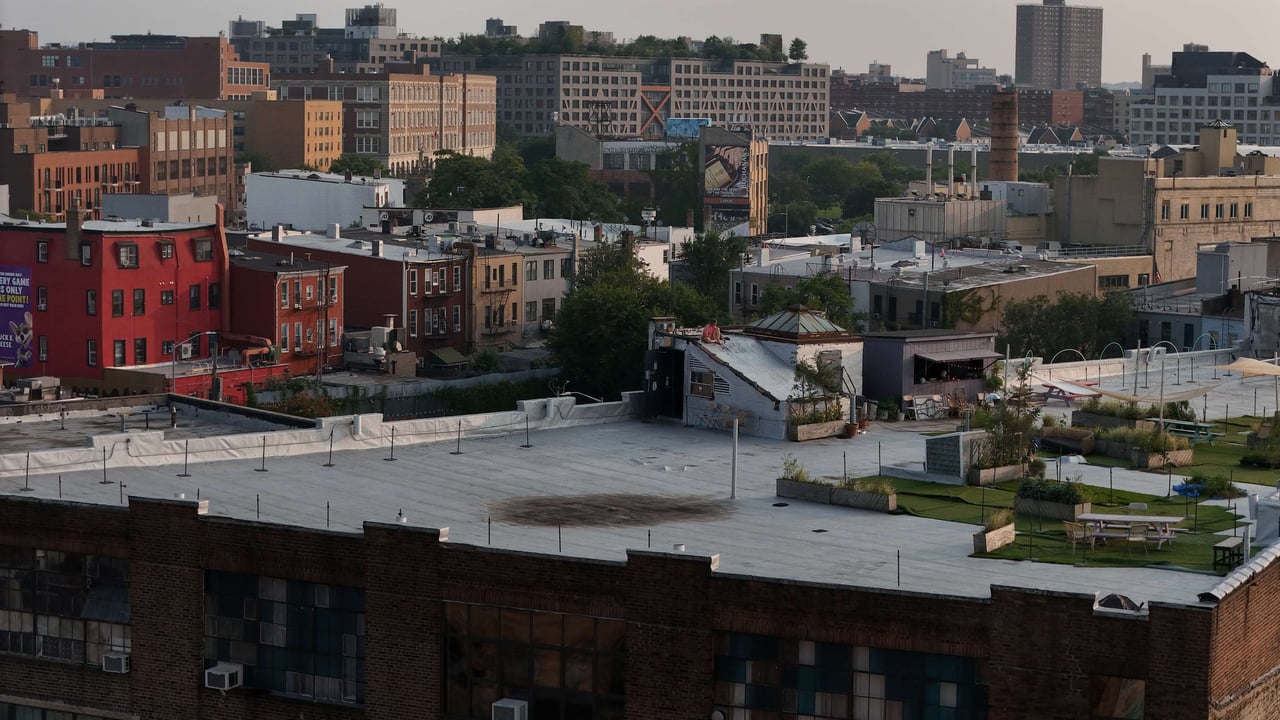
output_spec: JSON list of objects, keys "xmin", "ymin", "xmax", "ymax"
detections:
[
  {"xmin": 328, "ymin": 155, "xmax": 384, "ymax": 176},
  {"xmin": 415, "ymin": 146, "xmax": 530, "ymax": 209},
  {"xmin": 648, "ymin": 141, "xmax": 699, "ymax": 228},
  {"xmin": 571, "ymin": 241, "xmax": 645, "ymax": 290},
  {"xmin": 757, "ymin": 272, "xmax": 863, "ymax": 331},
  {"xmin": 674, "ymin": 229, "xmax": 749, "ymax": 311},
  {"xmin": 525, "ymin": 158, "xmax": 620, "ymax": 221},
  {"xmin": 235, "ymin": 150, "xmax": 276, "ymax": 173},
  {"xmin": 788, "ymin": 38, "xmax": 808, "ymax": 62},
  {"xmin": 549, "ymin": 269, "xmax": 716, "ymax": 400},
  {"xmin": 996, "ymin": 291, "xmax": 1134, "ymax": 360}
]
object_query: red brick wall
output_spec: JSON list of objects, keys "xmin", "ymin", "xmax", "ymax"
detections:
[{"xmin": 1209, "ymin": 557, "xmax": 1280, "ymax": 719}]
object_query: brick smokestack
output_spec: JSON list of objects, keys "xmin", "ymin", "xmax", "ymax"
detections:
[{"xmin": 990, "ymin": 89, "xmax": 1019, "ymax": 182}]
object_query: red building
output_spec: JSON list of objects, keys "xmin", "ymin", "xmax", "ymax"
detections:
[
  {"xmin": 229, "ymin": 251, "xmax": 346, "ymax": 377},
  {"xmin": 0, "ymin": 31, "xmax": 269, "ymax": 100},
  {"xmin": 0, "ymin": 207, "xmax": 227, "ymax": 393},
  {"xmin": 245, "ymin": 229, "xmax": 470, "ymax": 358}
]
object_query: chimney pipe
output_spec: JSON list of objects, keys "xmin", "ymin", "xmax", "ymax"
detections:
[
  {"xmin": 947, "ymin": 146, "xmax": 955, "ymax": 199},
  {"xmin": 970, "ymin": 145, "xmax": 979, "ymax": 197},
  {"xmin": 925, "ymin": 146, "xmax": 933, "ymax": 194},
  {"xmin": 990, "ymin": 89, "xmax": 1020, "ymax": 181}
]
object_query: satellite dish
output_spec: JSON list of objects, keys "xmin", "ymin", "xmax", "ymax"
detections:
[
  {"xmin": 854, "ymin": 221, "xmax": 877, "ymax": 242},
  {"xmin": 424, "ymin": 212, "xmax": 434, "ymax": 222},
  {"xmin": 380, "ymin": 212, "xmax": 390, "ymax": 220}
]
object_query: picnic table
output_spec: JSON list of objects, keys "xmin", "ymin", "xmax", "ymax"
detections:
[
  {"xmin": 1041, "ymin": 380, "xmax": 1100, "ymax": 406},
  {"xmin": 1156, "ymin": 418, "xmax": 1221, "ymax": 442},
  {"xmin": 1077, "ymin": 512, "xmax": 1183, "ymax": 548},
  {"xmin": 1213, "ymin": 536, "xmax": 1245, "ymax": 571}
]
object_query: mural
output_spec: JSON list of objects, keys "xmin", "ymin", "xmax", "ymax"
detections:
[{"xmin": 0, "ymin": 266, "xmax": 33, "ymax": 368}]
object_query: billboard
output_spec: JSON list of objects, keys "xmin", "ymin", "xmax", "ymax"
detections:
[
  {"xmin": 0, "ymin": 265, "xmax": 33, "ymax": 368},
  {"xmin": 665, "ymin": 117, "xmax": 711, "ymax": 139},
  {"xmin": 703, "ymin": 144, "xmax": 750, "ymax": 199}
]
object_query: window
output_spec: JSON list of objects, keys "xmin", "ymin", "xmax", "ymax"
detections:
[
  {"xmin": 280, "ymin": 282, "xmax": 289, "ymax": 308},
  {"xmin": 37, "ymin": 336, "xmax": 47, "ymax": 361},
  {"xmin": 204, "ymin": 571, "xmax": 365, "ymax": 704},
  {"xmin": 541, "ymin": 298, "xmax": 555, "ymax": 323},
  {"xmin": 329, "ymin": 318, "xmax": 339, "ymax": 346},
  {"xmin": 409, "ymin": 269, "xmax": 418, "ymax": 294},
  {"xmin": 36, "ymin": 287, "xmax": 47, "ymax": 312},
  {"xmin": 750, "ymin": 284, "xmax": 759, "ymax": 305},
  {"xmin": 690, "ymin": 369, "xmax": 716, "ymax": 398},
  {"xmin": 1215, "ymin": 203, "xmax": 1225, "ymax": 219},
  {"xmin": 80, "ymin": 243, "xmax": 92, "ymax": 266},
  {"xmin": 453, "ymin": 266, "xmax": 462, "ymax": 292},
  {"xmin": 561, "ymin": 257, "xmax": 573, "ymax": 280},
  {"xmin": 86, "ymin": 290, "xmax": 97, "ymax": 316},
  {"xmin": 36, "ymin": 241, "xmax": 48, "ymax": 263},
  {"xmin": 409, "ymin": 309, "xmax": 418, "ymax": 336},
  {"xmin": 443, "ymin": 603, "xmax": 624, "ymax": 719},
  {"xmin": 86, "ymin": 340, "xmax": 97, "ymax": 366},
  {"xmin": 1200, "ymin": 203, "xmax": 1210, "ymax": 219},
  {"xmin": 1245, "ymin": 201, "xmax": 1254, "ymax": 218},
  {"xmin": 208, "ymin": 283, "xmax": 221, "ymax": 310},
  {"xmin": 305, "ymin": 283, "xmax": 313, "ymax": 301},
  {"xmin": 280, "ymin": 324, "xmax": 289, "ymax": 353},
  {"xmin": 193, "ymin": 238, "xmax": 214, "ymax": 262},
  {"xmin": 0, "ymin": 546, "xmax": 130, "ymax": 667},
  {"xmin": 525, "ymin": 261, "xmax": 537, "ymax": 281},
  {"xmin": 189, "ymin": 284, "xmax": 201, "ymax": 311},
  {"xmin": 1099, "ymin": 275, "xmax": 1130, "ymax": 290},
  {"xmin": 134, "ymin": 338, "xmax": 147, "ymax": 365},
  {"xmin": 1179, "ymin": 204, "xmax": 1189, "ymax": 220},
  {"xmin": 132, "ymin": 288, "xmax": 145, "ymax": 315},
  {"xmin": 159, "ymin": 241, "xmax": 174, "ymax": 260},
  {"xmin": 162, "ymin": 340, "xmax": 174, "ymax": 356},
  {"xmin": 1159, "ymin": 201, "xmax": 1170, "ymax": 221},
  {"xmin": 294, "ymin": 322, "xmax": 302, "ymax": 351},
  {"xmin": 453, "ymin": 305, "xmax": 461, "ymax": 331},
  {"xmin": 110, "ymin": 290, "xmax": 124, "ymax": 317},
  {"xmin": 543, "ymin": 259, "xmax": 555, "ymax": 280},
  {"xmin": 113, "ymin": 339, "xmax": 126, "ymax": 366},
  {"xmin": 329, "ymin": 278, "xmax": 339, "ymax": 304},
  {"xmin": 161, "ymin": 289, "xmax": 174, "ymax": 305},
  {"xmin": 1230, "ymin": 202, "xmax": 1239, "ymax": 218},
  {"xmin": 734, "ymin": 281, "xmax": 742, "ymax": 304},
  {"xmin": 525, "ymin": 301, "xmax": 537, "ymax": 323}
]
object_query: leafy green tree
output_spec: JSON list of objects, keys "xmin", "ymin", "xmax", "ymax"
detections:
[
  {"xmin": 328, "ymin": 154, "xmax": 384, "ymax": 176},
  {"xmin": 788, "ymin": 38, "xmax": 808, "ymax": 61},
  {"xmin": 526, "ymin": 158, "xmax": 620, "ymax": 221},
  {"xmin": 571, "ymin": 241, "xmax": 645, "ymax": 290},
  {"xmin": 675, "ymin": 229, "xmax": 749, "ymax": 311},
  {"xmin": 768, "ymin": 201, "xmax": 818, "ymax": 235},
  {"xmin": 996, "ymin": 291, "xmax": 1134, "ymax": 360},
  {"xmin": 235, "ymin": 150, "xmax": 276, "ymax": 173},
  {"xmin": 550, "ymin": 269, "xmax": 716, "ymax": 400},
  {"xmin": 802, "ymin": 156, "xmax": 860, "ymax": 209},
  {"xmin": 416, "ymin": 147, "xmax": 530, "ymax": 209},
  {"xmin": 757, "ymin": 272, "xmax": 863, "ymax": 331},
  {"xmin": 648, "ymin": 141, "xmax": 699, "ymax": 228}
]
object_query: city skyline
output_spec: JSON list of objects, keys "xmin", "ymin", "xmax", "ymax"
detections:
[{"xmin": 2, "ymin": 0, "xmax": 1278, "ymax": 84}]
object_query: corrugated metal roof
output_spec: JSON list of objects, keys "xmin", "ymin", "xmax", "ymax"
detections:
[{"xmin": 744, "ymin": 307, "xmax": 848, "ymax": 338}]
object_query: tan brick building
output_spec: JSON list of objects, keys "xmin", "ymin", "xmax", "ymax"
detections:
[{"xmin": 273, "ymin": 66, "xmax": 497, "ymax": 175}]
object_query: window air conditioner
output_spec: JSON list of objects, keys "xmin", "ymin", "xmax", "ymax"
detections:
[
  {"xmin": 180, "ymin": 344, "xmax": 194, "ymax": 360},
  {"xmin": 294, "ymin": 302, "xmax": 303, "ymax": 309},
  {"xmin": 101, "ymin": 651, "xmax": 130, "ymax": 674},
  {"xmin": 205, "ymin": 662, "xmax": 243, "ymax": 691},
  {"xmin": 492, "ymin": 698, "xmax": 528, "ymax": 720}
]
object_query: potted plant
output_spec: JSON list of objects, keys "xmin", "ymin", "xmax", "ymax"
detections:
[
  {"xmin": 967, "ymin": 359, "xmax": 1039, "ymax": 485},
  {"xmin": 775, "ymin": 454, "xmax": 832, "ymax": 503},
  {"xmin": 831, "ymin": 478, "xmax": 898, "ymax": 513},
  {"xmin": 787, "ymin": 360, "xmax": 848, "ymax": 441},
  {"xmin": 880, "ymin": 398, "xmax": 901, "ymax": 422},
  {"xmin": 1013, "ymin": 476, "xmax": 1091, "ymax": 521},
  {"xmin": 973, "ymin": 507, "xmax": 1016, "ymax": 553}
]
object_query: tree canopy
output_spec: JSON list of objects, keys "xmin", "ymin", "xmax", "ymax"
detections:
[
  {"xmin": 415, "ymin": 147, "xmax": 619, "ymax": 220},
  {"xmin": 328, "ymin": 155, "xmax": 384, "ymax": 177},
  {"xmin": 758, "ymin": 272, "xmax": 863, "ymax": 332},
  {"xmin": 675, "ymin": 230, "xmax": 749, "ymax": 311},
  {"xmin": 996, "ymin": 291, "xmax": 1134, "ymax": 360},
  {"xmin": 788, "ymin": 38, "xmax": 808, "ymax": 61}
]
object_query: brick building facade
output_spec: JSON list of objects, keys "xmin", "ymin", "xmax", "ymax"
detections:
[
  {"xmin": 0, "ymin": 489, "xmax": 1276, "ymax": 719},
  {"xmin": 228, "ymin": 252, "xmax": 346, "ymax": 377}
]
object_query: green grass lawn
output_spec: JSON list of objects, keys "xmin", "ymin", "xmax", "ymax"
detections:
[{"xmin": 857, "ymin": 475, "xmax": 1248, "ymax": 573}]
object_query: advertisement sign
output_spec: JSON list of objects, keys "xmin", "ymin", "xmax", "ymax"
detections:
[
  {"xmin": 665, "ymin": 117, "xmax": 711, "ymax": 139},
  {"xmin": 703, "ymin": 144, "xmax": 750, "ymax": 199},
  {"xmin": 0, "ymin": 265, "xmax": 33, "ymax": 368}
]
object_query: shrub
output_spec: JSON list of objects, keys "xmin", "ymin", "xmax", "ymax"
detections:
[
  {"xmin": 1028, "ymin": 458, "xmax": 1047, "ymax": 477},
  {"xmin": 1077, "ymin": 398, "xmax": 1196, "ymax": 422},
  {"xmin": 840, "ymin": 478, "xmax": 895, "ymax": 495},
  {"xmin": 1241, "ymin": 451, "xmax": 1280, "ymax": 469},
  {"xmin": 984, "ymin": 507, "xmax": 1014, "ymax": 532},
  {"xmin": 1095, "ymin": 426, "xmax": 1191, "ymax": 452},
  {"xmin": 781, "ymin": 453, "xmax": 810, "ymax": 483},
  {"xmin": 1192, "ymin": 473, "xmax": 1247, "ymax": 499},
  {"xmin": 1041, "ymin": 414, "xmax": 1058, "ymax": 428},
  {"xmin": 1016, "ymin": 477, "xmax": 1089, "ymax": 505}
]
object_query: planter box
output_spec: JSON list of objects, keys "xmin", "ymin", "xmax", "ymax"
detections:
[
  {"xmin": 789, "ymin": 420, "xmax": 847, "ymax": 442},
  {"xmin": 1131, "ymin": 448, "xmax": 1195, "ymax": 469},
  {"xmin": 831, "ymin": 487, "xmax": 897, "ymax": 513},
  {"xmin": 1014, "ymin": 496, "xmax": 1090, "ymax": 521},
  {"xmin": 1040, "ymin": 426, "xmax": 1095, "ymax": 455},
  {"xmin": 775, "ymin": 478, "xmax": 832, "ymax": 504},
  {"xmin": 1071, "ymin": 412, "xmax": 1158, "ymax": 432},
  {"xmin": 973, "ymin": 524, "xmax": 1017, "ymax": 553},
  {"xmin": 968, "ymin": 464, "xmax": 1026, "ymax": 486}
]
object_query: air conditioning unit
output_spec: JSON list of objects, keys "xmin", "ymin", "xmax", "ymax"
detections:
[
  {"xmin": 179, "ymin": 344, "xmax": 194, "ymax": 360},
  {"xmin": 37, "ymin": 301, "xmax": 47, "ymax": 311},
  {"xmin": 205, "ymin": 662, "xmax": 243, "ymax": 691},
  {"xmin": 492, "ymin": 698, "xmax": 528, "ymax": 720},
  {"xmin": 101, "ymin": 651, "xmax": 130, "ymax": 673},
  {"xmin": 294, "ymin": 302, "xmax": 303, "ymax": 309}
]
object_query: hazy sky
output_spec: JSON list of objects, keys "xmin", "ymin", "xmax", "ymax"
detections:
[{"xmin": 2, "ymin": 0, "xmax": 1277, "ymax": 83}]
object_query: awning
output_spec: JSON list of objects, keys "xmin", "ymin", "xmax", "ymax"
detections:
[
  {"xmin": 1213, "ymin": 357, "xmax": 1280, "ymax": 378},
  {"xmin": 429, "ymin": 347, "xmax": 469, "ymax": 366},
  {"xmin": 916, "ymin": 349, "xmax": 1002, "ymax": 363}
]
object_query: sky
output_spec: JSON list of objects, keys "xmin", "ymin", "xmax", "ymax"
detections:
[{"xmin": 2, "ymin": 0, "xmax": 1277, "ymax": 84}]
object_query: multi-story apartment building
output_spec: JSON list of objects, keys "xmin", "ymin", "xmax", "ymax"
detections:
[
  {"xmin": 0, "ymin": 208, "xmax": 226, "ymax": 392},
  {"xmin": 830, "ymin": 81, "xmax": 1083, "ymax": 127},
  {"xmin": 436, "ymin": 54, "xmax": 829, "ymax": 141},
  {"xmin": 43, "ymin": 93, "xmax": 344, "ymax": 172},
  {"xmin": 228, "ymin": 252, "xmax": 346, "ymax": 376},
  {"xmin": 229, "ymin": 4, "xmax": 407, "ymax": 74},
  {"xmin": 103, "ymin": 105, "xmax": 238, "ymax": 223},
  {"xmin": 1128, "ymin": 48, "xmax": 1279, "ymax": 146},
  {"xmin": 0, "ymin": 30, "xmax": 269, "ymax": 100},
  {"xmin": 274, "ymin": 66, "xmax": 497, "ymax": 175},
  {"xmin": 1057, "ymin": 122, "xmax": 1280, "ymax": 280},
  {"xmin": 1015, "ymin": 0, "xmax": 1104, "ymax": 90},
  {"xmin": 464, "ymin": 240, "xmax": 523, "ymax": 351},
  {"xmin": 926, "ymin": 50, "xmax": 998, "ymax": 90},
  {"xmin": 0, "ymin": 94, "xmax": 143, "ymax": 221}
]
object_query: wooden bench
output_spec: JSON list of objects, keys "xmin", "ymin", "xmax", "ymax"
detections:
[{"xmin": 1213, "ymin": 536, "xmax": 1245, "ymax": 571}]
